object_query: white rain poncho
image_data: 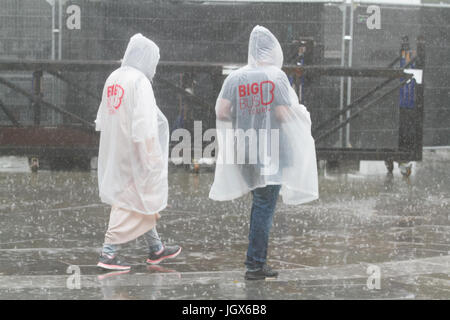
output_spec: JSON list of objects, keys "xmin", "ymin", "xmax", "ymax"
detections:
[
  {"xmin": 95, "ymin": 34, "xmax": 169, "ymax": 215},
  {"xmin": 209, "ymin": 26, "xmax": 318, "ymax": 205}
]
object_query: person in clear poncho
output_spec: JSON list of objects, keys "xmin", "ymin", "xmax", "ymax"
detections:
[
  {"xmin": 95, "ymin": 34, "xmax": 181, "ymax": 271},
  {"xmin": 209, "ymin": 26, "xmax": 318, "ymax": 280}
]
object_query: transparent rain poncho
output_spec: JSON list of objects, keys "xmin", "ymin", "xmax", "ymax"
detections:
[
  {"xmin": 209, "ymin": 26, "xmax": 318, "ymax": 205},
  {"xmin": 95, "ymin": 34, "xmax": 169, "ymax": 215}
]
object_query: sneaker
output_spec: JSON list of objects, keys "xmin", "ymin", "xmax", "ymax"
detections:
[
  {"xmin": 97, "ymin": 254, "xmax": 131, "ymax": 271},
  {"xmin": 245, "ymin": 265, "xmax": 278, "ymax": 280},
  {"xmin": 146, "ymin": 245, "xmax": 182, "ymax": 265}
]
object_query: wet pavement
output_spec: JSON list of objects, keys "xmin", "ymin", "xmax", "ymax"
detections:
[{"xmin": 0, "ymin": 149, "xmax": 449, "ymax": 300}]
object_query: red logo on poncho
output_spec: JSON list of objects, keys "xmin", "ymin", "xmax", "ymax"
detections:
[
  {"xmin": 107, "ymin": 84, "xmax": 124, "ymax": 114},
  {"xmin": 238, "ymin": 81, "xmax": 275, "ymax": 115}
]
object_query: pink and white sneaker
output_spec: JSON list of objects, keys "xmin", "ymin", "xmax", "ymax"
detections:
[
  {"xmin": 97, "ymin": 254, "xmax": 131, "ymax": 271},
  {"xmin": 146, "ymin": 245, "xmax": 182, "ymax": 265}
]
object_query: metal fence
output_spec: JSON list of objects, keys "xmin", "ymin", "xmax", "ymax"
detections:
[{"xmin": 0, "ymin": 0, "xmax": 448, "ymax": 147}]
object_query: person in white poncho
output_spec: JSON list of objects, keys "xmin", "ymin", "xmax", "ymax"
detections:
[
  {"xmin": 209, "ymin": 26, "xmax": 319, "ymax": 280},
  {"xmin": 95, "ymin": 34, "xmax": 181, "ymax": 271}
]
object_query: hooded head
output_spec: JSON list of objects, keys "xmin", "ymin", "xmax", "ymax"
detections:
[
  {"xmin": 248, "ymin": 25, "xmax": 284, "ymax": 69},
  {"xmin": 121, "ymin": 33, "xmax": 160, "ymax": 80}
]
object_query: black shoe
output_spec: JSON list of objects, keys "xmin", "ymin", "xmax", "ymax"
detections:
[
  {"xmin": 146, "ymin": 245, "xmax": 182, "ymax": 265},
  {"xmin": 245, "ymin": 265, "xmax": 278, "ymax": 280},
  {"xmin": 97, "ymin": 254, "xmax": 131, "ymax": 271}
]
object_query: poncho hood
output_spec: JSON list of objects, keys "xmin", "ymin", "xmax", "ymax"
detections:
[
  {"xmin": 248, "ymin": 25, "xmax": 284, "ymax": 69},
  {"xmin": 121, "ymin": 33, "xmax": 160, "ymax": 81}
]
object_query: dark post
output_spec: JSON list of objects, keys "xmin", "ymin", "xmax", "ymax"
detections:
[
  {"xmin": 398, "ymin": 35, "xmax": 425, "ymax": 161},
  {"xmin": 210, "ymin": 72, "xmax": 221, "ymax": 128},
  {"xmin": 32, "ymin": 70, "xmax": 43, "ymax": 126},
  {"xmin": 414, "ymin": 35, "xmax": 425, "ymax": 161},
  {"xmin": 398, "ymin": 36, "xmax": 416, "ymax": 160}
]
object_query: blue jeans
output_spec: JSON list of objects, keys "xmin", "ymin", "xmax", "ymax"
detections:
[
  {"xmin": 245, "ymin": 184, "xmax": 281, "ymax": 271},
  {"xmin": 102, "ymin": 227, "xmax": 163, "ymax": 257}
]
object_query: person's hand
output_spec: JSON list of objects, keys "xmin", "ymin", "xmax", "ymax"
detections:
[{"xmin": 216, "ymin": 98, "xmax": 232, "ymax": 121}]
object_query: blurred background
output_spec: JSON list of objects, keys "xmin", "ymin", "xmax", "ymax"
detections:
[
  {"xmin": 0, "ymin": 0, "xmax": 448, "ymax": 169},
  {"xmin": 0, "ymin": 1, "xmax": 449, "ymax": 300}
]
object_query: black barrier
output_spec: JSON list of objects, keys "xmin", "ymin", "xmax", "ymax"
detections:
[
  {"xmin": 285, "ymin": 36, "xmax": 425, "ymax": 163},
  {"xmin": 0, "ymin": 37, "xmax": 424, "ymax": 165}
]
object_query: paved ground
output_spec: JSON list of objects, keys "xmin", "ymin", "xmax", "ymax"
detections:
[{"xmin": 0, "ymin": 149, "xmax": 449, "ymax": 299}]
